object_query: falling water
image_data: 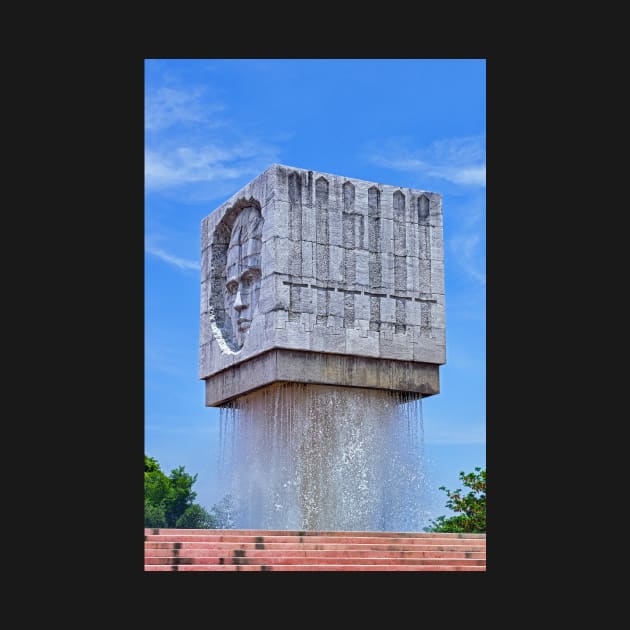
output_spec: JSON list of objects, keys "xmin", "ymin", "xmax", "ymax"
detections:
[{"xmin": 217, "ymin": 383, "xmax": 430, "ymax": 531}]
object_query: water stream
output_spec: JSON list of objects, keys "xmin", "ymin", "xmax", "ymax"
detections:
[{"xmin": 217, "ymin": 383, "xmax": 430, "ymax": 531}]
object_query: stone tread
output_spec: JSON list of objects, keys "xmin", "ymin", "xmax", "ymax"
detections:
[
  {"xmin": 144, "ymin": 534, "xmax": 484, "ymax": 546},
  {"xmin": 145, "ymin": 529, "xmax": 486, "ymax": 572},
  {"xmin": 144, "ymin": 528, "xmax": 485, "ymax": 538},
  {"xmin": 144, "ymin": 548, "xmax": 485, "ymax": 558},
  {"xmin": 145, "ymin": 564, "xmax": 485, "ymax": 571}
]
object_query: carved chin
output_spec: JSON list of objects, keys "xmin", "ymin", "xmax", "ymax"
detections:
[{"xmin": 235, "ymin": 324, "xmax": 250, "ymax": 347}]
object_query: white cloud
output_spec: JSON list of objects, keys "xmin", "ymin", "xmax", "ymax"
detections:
[
  {"xmin": 449, "ymin": 232, "xmax": 486, "ymax": 286},
  {"xmin": 367, "ymin": 135, "xmax": 486, "ymax": 188},
  {"xmin": 145, "ymin": 141, "xmax": 279, "ymax": 191},
  {"xmin": 145, "ymin": 86, "xmax": 224, "ymax": 132},
  {"xmin": 441, "ymin": 191, "xmax": 486, "ymax": 288},
  {"xmin": 443, "ymin": 165, "xmax": 486, "ymax": 186},
  {"xmin": 145, "ymin": 243, "xmax": 199, "ymax": 270},
  {"xmin": 144, "ymin": 83, "xmax": 282, "ymax": 198}
]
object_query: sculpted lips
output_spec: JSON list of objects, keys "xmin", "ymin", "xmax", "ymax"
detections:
[{"xmin": 237, "ymin": 318, "xmax": 251, "ymax": 331}]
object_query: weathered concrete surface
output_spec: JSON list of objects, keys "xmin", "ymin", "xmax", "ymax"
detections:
[
  {"xmin": 204, "ymin": 349, "xmax": 440, "ymax": 406},
  {"xmin": 200, "ymin": 164, "xmax": 445, "ymax": 406}
]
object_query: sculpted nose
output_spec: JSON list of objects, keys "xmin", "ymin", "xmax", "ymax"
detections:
[{"xmin": 234, "ymin": 289, "xmax": 247, "ymax": 312}]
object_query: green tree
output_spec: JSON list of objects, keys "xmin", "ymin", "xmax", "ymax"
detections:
[
  {"xmin": 144, "ymin": 455, "xmax": 170, "ymax": 508},
  {"xmin": 163, "ymin": 466, "xmax": 198, "ymax": 527},
  {"xmin": 144, "ymin": 498, "xmax": 167, "ymax": 528},
  {"xmin": 144, "ymin": 454, "xmax": 214, "ymax": 528},
  {"xmin": 176, "ymin": 504, "xmax": 217, "ymax": 528},
  {"xmin": 426, "ymin": 467, "xmax": 486, "ymax": 533}
]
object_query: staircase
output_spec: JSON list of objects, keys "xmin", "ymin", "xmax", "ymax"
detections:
[{"xmin": 144, "ymin": 529, "xmax": 486, "ymax": 571}]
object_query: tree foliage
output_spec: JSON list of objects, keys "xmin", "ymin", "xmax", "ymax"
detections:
[
  {"xmin": 176, "ymin": 504, "xmax": 216, "ymax": 529},
  {"xmin": 426, "ymin": 467, "xmax": 486, "ymax": 533},
  {"xmin": 144, "ymin": 454, "xmax": 216, "ymax": 529},
  {"xmin": 163, "ymin": 465, "xmax": 198, "ymax": 527},
  {"xmin": 144, "ymin": 499, "xmax": 167, "ymax": 527},
  {"xmin": 144, "ymin": 456, "xmax": 170, "ymax": 508}
]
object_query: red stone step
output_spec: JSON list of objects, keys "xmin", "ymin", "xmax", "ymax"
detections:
[
  {"xmin": 144, "ymin": 528, "xmax": 486, "ymax": 571},
  {"xmin": 144, "ymin": 528, "xmax": 485, "ymax": 539},
  {"xmin": 145, "ymin": 542, "xmax": 484, "ymax": 553},
  {"xmin": 144, "ymin": 556, "xmax": 485, "ymax": 566},
  {"xmin": 144, "ymin": 564, "xmax": 486, "ymax": 571},
  {"xmin": 144, "ymin": 534, "xmax": 484, "ymax": 546},
  {"xmin": 144, "ymin": 547, "xmax": 485, "ymax": 559}
]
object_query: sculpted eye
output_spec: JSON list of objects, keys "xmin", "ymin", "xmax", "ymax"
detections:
[
  {"xmin": 226, "ymin": 281, "xmax": 237, "ymax": 294},
  {"xmin": 243, "ymin": 269, "xmax": 260, "ymax": 286}
]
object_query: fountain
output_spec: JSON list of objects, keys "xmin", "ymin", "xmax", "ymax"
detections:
[{"xmin": 200, "ymin": 164, "xmax": 445, "ymax": 531}]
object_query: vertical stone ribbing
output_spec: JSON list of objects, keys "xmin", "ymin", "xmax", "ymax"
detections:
[
  {"xmin": 395, "ymin": 299, "xmax": 406, "ymax": 334},
  {"xmin": 393, "ymin": 191, "xmax": 407, "ymax": 293},
  {"xmin": 421, "ymin": 302, "xmax": 431, "ymax": 329},
  {"xmin": 369, "ymin": 296, "xmax": 380, "ymax": 332},
  {"xmin": 342, "ymin": 181, "xmax": 355, "ymax": 327},
  {"xmin": 417, "ymin": 194, "xmax": 431, "ymax": 293},
  {"xmin": 418, "ymin": 194, "xmax": 430, "ymax": 221},
  {"xmin": 306, "ymin": 170, "xmax": 314, "ymax": 232},
  {"xmin": 315, "ymin": 177, "xmax": 329, "ymax": 323},
  {"xmin": 368, "ymin": 186, "xmax": 381, "ymax": 331},
  {"xmin": 316, "ymin": 177, "xmax": 329, "ymax": 276},
  {"xmin": 342, "ymin": 181, "xmax": 356, "ymax": 286},
  {"xmin": 356, "ymin": 213, "xmax": 365, "ymax": 254},
  {"xmin": 316, "ymin": 288, "xmax": 327, "ymax": 326},
  {"xmin": 344, "ymin": 294, "xmax": 354, "ymax": 328},
  {"xmin": 288, "ymin": 171, "xmax": 303, "ymax": 279},
  {"xmin": 343, "ymin": 181, "xmax": 355, "ymax": 209},
  {"xmin": 289, "ymin": 285, "xmax": 301, "ymax": 323}
]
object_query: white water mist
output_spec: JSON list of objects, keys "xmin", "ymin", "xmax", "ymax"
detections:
[{"xmin": 217, "ymin": 383, "xmax": 430, "ymax": 531}]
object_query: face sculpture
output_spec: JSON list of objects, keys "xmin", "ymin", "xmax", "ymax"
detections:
[{"xmin": 224, "ymin": 205, "xmax": 263, "ymax": 350}]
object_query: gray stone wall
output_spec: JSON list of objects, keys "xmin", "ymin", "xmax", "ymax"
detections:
[{"xmin": 200, "ymin": 164, "xmax": 445, "ymax": 404}]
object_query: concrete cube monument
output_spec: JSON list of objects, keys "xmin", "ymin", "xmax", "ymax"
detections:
[{"xmin": 200, "ymin": 164, "xmax": 445, "ymax": 406}]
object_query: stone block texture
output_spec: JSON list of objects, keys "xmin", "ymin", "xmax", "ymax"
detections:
[{"xmin": 200, "ymin": 164, "xmax": 445, "ymax": 405}]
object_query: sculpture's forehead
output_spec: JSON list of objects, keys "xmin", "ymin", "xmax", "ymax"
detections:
[
  {"xmin": 226, "ymin": 239, "xmax": 258, "ymax": 260},
  {"xmin": 226, "ymin": 242, "xmax": 242, "ymax": 263},
  {"xmin": 226, "ymin": 244, "xmax": 261, "ymax": 278}
]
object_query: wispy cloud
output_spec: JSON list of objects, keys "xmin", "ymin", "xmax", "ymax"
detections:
[
  {"xmin": 146, "ymin": 243, "xmax": 199, "ymax": 270},
  {"xmin": 449, "ymin": 232, "xmax": 486, "ymax": 286},
  {"xmin": 144, "ymin": 234, "xmax": 200, "ymax": 271},
  {"xmin": 443, "ymin": 191, "xmax": 486, "ymax": 288},
  {"xmin": 364, "ymin": 134, "xmax": 486, "ymax": 285},
  {"xmin": 145, "ymin": 83, "xmax": 282, "ymax": 200},
  {"xmin": 145, "ymin": 141, "xmax": 279, "ymax": 192},
  {"xmin": 145, "ymin": 86, "xmax": 224, "ymax": 132},
  {"xmin": 366, "ymin": 135, "xmax": 486, "ymax": 188}
]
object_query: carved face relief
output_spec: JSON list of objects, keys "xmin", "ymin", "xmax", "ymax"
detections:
[{"xmin": 222, "ymin": 205, "xmax": 263, "ymax": 350}]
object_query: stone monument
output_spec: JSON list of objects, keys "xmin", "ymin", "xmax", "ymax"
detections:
[
  {"xmin": 199, "ymin": 164, "xmax": 445, "ymax": 530},
  {"xmin": 200, "ymin": 164, "xmax": 445, "ymax": 406}
]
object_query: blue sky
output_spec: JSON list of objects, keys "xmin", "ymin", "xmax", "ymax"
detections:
[{"xmin": 145, "ymin": 59, "xmax": 485, "ymax": 521}]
